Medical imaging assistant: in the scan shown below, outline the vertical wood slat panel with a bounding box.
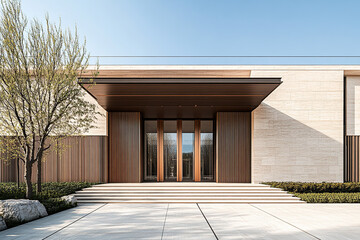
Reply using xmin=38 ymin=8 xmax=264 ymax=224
xmin=0 ymin=136 xmax=108 ymax=183
xmin=108 ymin=112 xmax=141 ymax=183
xmin=0 ymin=138 xmax=18 ymax=182
xmin=345 ymin=135 xmax=360 ymax=182
xmin=177 ymin=120 xmax=182 ymax=182
xmin=216 ymin=112 xmax=251 ymax=183
xmin=194 ymin=120 xmax=201 ymax=182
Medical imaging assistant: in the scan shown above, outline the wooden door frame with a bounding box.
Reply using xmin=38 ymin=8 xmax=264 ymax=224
xmin=194 ymin=120 xmax=201 ymax=181
xmin=177 ymin=120 xmax=182 ymax=181
xmin=153 ymin=119 xmax=210 ymax=182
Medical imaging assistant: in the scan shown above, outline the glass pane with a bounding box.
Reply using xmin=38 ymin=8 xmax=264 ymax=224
xmin=144 ymin=121 xmax=157 ymax=181
xmin=182 ymin=121 xmax=194 ymax=181
xmin=201 ymin=121 xmax=214 ymax=181
xmin=164 ymin=121 xmax=177 ymax=181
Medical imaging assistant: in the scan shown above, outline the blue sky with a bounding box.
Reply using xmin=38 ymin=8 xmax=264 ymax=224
xmin=21 ymin=0 xmax=360 ymax=64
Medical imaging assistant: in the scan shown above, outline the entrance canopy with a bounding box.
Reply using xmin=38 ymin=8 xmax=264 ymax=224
xmin=80 ymin=76 xmax=282 ymax=118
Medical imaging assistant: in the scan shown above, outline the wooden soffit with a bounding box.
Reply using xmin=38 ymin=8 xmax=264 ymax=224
xmin=80 ymin=77 xmax=282 ymax=118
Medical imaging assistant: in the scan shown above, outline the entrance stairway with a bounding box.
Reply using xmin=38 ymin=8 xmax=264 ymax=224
xmin=74 ymin=183 xmax=305 ymax=203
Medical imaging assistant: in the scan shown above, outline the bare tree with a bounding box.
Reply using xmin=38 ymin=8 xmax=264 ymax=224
xmin=0 ymin=0 xmax=99 ymax=198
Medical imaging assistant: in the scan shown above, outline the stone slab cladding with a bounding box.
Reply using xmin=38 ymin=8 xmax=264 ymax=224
xmin=251 ymin=68 xmax=343 ymax=182
xmin=346 ymin=76 xmax=360 ymax=135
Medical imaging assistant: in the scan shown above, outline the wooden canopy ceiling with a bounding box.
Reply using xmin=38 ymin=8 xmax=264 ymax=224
xmin=80 ymin=75 xmax=282 ymax=118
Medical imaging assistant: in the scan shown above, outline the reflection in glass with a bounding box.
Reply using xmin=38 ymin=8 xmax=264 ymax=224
xmin=201 ymin=121 xmax=214 ymax=181
xmin=164 ymin=121 xmax=177 ymax=181
xmin=182 ymin=121 xmax=194 ymax=181
xmin=144 ymin=121 xmax=157 ymax=181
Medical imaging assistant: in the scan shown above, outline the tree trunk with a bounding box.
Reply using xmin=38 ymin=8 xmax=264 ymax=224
xmin=24 ymin=161 xmax=33 ymax=199
xmin=37 ymin=149 xmax=44 ymax=193
xmin=17 ymin=157 xmax=20 ymax=189
xmin=37 ymin=157 xmax=42 ymax=193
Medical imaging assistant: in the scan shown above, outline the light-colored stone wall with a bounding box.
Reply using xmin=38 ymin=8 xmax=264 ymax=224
xmin=346 ymin=76 xmax=360 ymax=135
xmin=82 ymin=92 xmax=107 ymax=136
xmin=251 ymin=70 xmax=344 ymax=183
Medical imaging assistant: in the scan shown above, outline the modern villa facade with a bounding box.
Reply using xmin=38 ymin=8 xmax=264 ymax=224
xmin=1 ymin=65 xmax=360 ymax=184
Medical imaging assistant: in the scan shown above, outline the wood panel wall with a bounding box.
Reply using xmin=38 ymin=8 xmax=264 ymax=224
xmin=346 ymin=135 xmax=360 ymax=182
xmin=216 ymin=112 xmax=251 ymax=183
xmin=0 ymin=136 xmax=108 ymax=183
xmin=109 ymin=112 xmax=141 ymax=182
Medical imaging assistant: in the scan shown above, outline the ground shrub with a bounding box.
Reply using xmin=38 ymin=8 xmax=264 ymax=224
xmin=294 ymin=193 xmax=360 ymax=203
xmin=41 ymin=198 xmax=74 ymax=215
xmin=263 ymin=182 xmax=360 ymax=193
xmin=0 ymin=182 xmax=94 ymax=200
xmin=263 ymin=182 xmax=360 ymax=203
xmin=0 ymin=182 xmax=96 ymax=228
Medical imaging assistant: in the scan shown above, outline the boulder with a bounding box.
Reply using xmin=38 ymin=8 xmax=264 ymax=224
xmin=0 ymin=199 xmax=48 ymax=224
xmin=61 ymin=194 xmax=77 ymax=206
xmin=0 ymin=216 xmax=6 ymax=231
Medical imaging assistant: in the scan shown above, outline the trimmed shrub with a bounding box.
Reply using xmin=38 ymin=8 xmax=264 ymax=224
xmin=295 ymin=193 xmax=360 ymax=203
xmin=0 ymin=182 xmax=96 ymax=226
xmin=41 ymin=198 xmax=74 ymax=215
xmin=263 ymin=182 xmax=360 ymax=193
xmin=0 ymin=182 xmax=94 ymax=200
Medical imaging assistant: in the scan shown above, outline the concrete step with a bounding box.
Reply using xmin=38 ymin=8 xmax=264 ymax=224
xmin=76 ymin=189 xmax=285 ymax=193
xmin=81 ymin=187 xmax=279 ymax=191
xmin=77 ymin=199 xmax=305 ymax=204
xmin=92 ymin=182 xmax=270 ymax=187
xmin=90 ymin=185 xmax=271 ymax=188
xmin=75 ymin=196 xmax=301 ymax=200
xmin=75 ymin=183 xmax=304 ymax=203
xmin=75 ymin=194 xmax=294 ymax=198
xmin=75 ymin=193 xmax=291 ymax=197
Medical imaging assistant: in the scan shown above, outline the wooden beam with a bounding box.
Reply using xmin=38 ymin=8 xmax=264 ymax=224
xmin=345 ymin=70 xmax=360 ymax=76
xmin=80 ymin=69 xmax=251 ymax=78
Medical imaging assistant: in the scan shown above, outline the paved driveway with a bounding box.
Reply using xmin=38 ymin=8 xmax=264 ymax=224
xmin=1 ymin=203 xmax=360 ymax=239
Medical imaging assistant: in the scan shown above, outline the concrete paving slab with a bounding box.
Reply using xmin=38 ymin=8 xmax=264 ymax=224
xmin=253 ymin=204 xmax=360 ymax=240
xmin=47 ymin=204 xmax=168 ymax=240
xmin=162 ymin=204 xmax=216 ymax=240
xmin=2 ymin=203 xmax=360 ymax=239
xmin=0 ymin=204 xmax=104 ymax=240
xmin=198 ymin=204 xmax=315 ymax=240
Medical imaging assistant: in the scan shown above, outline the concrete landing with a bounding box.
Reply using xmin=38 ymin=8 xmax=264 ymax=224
xmin=2 ymin=203 xmax=360 ymax=239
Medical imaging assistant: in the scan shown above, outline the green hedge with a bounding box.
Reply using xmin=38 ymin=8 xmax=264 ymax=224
xmin=0 ymin=182 xmax=94 ymax=200
xmin=263 ymin=182 xmax=360 ymax=193
xmin=0 ymin=182 xmax=96 ymax=228
xmin=295 ymin=193 xmax=360 ymax=203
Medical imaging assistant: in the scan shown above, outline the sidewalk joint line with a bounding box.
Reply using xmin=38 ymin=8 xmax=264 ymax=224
xmin=249 ymin=204 xmax=320 ymax=240
xmin=160 ymin=203 xmax=169 ymax=240
xmin=42 ymin=203 xmax=107 ymax=240
xmin=197 ymin=203 xmax=219 ymax=240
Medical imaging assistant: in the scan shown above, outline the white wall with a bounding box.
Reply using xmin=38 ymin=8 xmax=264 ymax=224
xmin=82 ymin=92 xmax=107 ymax=136
xmin=346 ymin=76 xmax=360 ymax=135
xmin=251 ymin=70 xmax=344 ymax=183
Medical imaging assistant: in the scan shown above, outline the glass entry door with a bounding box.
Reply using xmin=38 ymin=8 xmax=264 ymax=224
xmin=182 ymin=121 xmax=195 ymax=181
xmin=163 ymin=121 xmax=178 ymax=181
xmin=144 ymin=119 xmax=214 ymax=182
